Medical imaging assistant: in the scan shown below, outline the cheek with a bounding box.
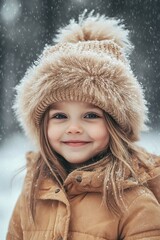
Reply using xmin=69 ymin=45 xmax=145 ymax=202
xmin=97 ymin=130 xmax=109 ymax=144
xmin=47 ymin=123 xmax=60 ymax=142
xmin=90 ymin=123 xmax=109 ymax=140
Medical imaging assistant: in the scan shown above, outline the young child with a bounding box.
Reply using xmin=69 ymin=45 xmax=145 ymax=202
xmin=7 ymin=12 xmax=160 ymax=240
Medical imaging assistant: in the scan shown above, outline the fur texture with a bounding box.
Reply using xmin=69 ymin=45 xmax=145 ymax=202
xmin=14 ymin=11 xmax=148 ymax=145
xmin=54 ymin=10 xmax=133 ymax=54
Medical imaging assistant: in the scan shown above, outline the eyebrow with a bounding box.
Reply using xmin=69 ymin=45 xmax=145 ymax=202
xmin=49 ymin=104 xmax=103 ymax=112
xmin=49 ymin=104 xmax=61 ymax=110
xmin=88 ymin=107 xmax=101 ymax=111
xmin=49 ymin=106 xmax=101 ymax=111
xmin=83 ymin=104 xmax=103 ymax=112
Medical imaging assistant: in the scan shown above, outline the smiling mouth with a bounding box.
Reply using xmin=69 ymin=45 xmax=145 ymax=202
xmin=62 ymin=141 xmax=90 ymax=147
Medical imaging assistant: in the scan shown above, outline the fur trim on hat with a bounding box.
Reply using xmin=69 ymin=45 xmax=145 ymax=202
xmin=14 ymin=11 xmax=148 ymax=145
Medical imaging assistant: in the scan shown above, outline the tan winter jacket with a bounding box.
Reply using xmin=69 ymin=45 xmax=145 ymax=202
xmin=7 ymin=152 xmax=160 ymax=240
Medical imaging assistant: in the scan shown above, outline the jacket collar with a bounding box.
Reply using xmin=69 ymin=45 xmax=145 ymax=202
xmin=35 ymin=165 xmax=141 ymax=200
xmin=35 ymin=167 xmax=105 ymax=200
xmin=26 ymin=151 xmax=160 ymax=201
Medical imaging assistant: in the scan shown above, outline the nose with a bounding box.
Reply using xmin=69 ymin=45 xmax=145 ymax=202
xmin=65 ymin=123 xmax=83 ymax=134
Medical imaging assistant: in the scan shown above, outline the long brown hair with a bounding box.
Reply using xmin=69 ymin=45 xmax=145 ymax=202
xmin=29 ymin=107 xmax=152 ymax=218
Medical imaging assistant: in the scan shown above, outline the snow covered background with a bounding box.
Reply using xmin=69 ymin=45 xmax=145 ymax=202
xmin=0 ymin=0 xmax=160 ymax=239
xmin=1 ymin=131 xmax=160 ymax=239
xmin=0 ymin=133 xmax=33 ymax=239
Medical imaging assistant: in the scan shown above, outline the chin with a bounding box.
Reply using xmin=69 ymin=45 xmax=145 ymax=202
xmin=67 ymin=160 xmax=87 ymax=165
xmin=65 ymin=157 xmax=89 ymax=165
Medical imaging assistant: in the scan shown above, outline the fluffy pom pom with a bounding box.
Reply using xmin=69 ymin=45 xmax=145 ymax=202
xmin=53 ymin=9 xmax=133 ymax=54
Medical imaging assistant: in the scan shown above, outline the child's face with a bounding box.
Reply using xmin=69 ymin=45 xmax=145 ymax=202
xmin=47 ymin=101 xmax=109 ymax=166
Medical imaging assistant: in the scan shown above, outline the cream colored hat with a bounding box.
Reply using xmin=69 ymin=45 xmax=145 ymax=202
xmin=14 ymin=11 xmax=148 ymax=144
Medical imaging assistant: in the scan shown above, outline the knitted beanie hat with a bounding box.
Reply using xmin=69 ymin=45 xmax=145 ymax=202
xmin=14 ymin=11 xmax=148 ymax=145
